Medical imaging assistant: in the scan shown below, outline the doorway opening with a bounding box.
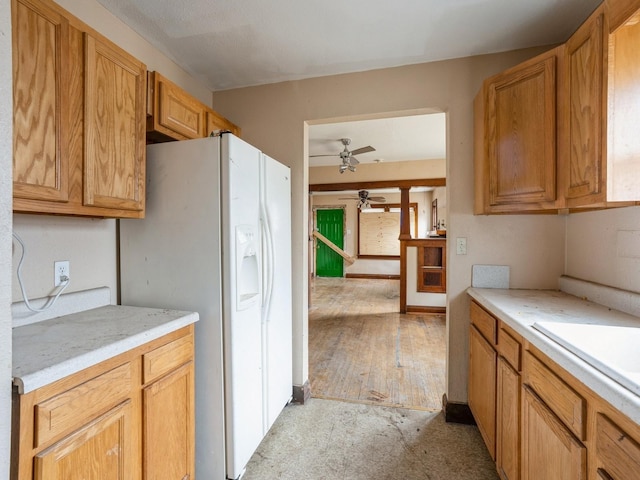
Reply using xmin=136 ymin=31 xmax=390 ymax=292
xmin=307 ymin=112 xmax=447 ymax=410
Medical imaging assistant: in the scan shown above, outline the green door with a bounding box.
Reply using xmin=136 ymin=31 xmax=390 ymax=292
xmin=316 ymin=209 xmax=344 ymax=277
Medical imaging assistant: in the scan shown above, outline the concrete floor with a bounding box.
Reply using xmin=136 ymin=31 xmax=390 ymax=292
xmin=242 ymin=398 xmax=499 ymax=480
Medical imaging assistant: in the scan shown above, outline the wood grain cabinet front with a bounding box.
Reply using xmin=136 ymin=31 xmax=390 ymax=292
xmin=474 ymin=47 xmax=562 ymax=214
xmin=560 ymin=3 xmax=640 ymax=208
xmin=468 ymin=319 xmax=497 ymax=460
xmin=522 ymin=387 xmax=587 ymax=480
xmin=496 ymin=325 xmax=522 ymax=480
xmin=34 ymin=401 xmax=134 ymax=480
xmin=12 ymin=0 xmax=147 ymax=218
xmin=147 ymin=70 xmax=241 ymax=142
xmin=12 ymin=0 xmax=70 ymax=204
xmin=11 ymin=326 xmax=195 ymax=480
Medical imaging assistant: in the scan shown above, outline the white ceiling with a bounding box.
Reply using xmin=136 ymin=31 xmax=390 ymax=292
xmin=96 ymin=0 xmax=600 ymax=92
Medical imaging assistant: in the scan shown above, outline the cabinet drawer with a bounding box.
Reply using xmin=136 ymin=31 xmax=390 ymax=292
xmin=523 ymin=351 xmax=585 ymax=440
xmin=35 ymin=362 xmax=132 ymax=447
xmin=470 ymin=301 xmax=497 ymax=345
xmin=596 ymin=413 xmax=640 ymax=480
xmin=498 ymin=326 xmax=521 ymax=371
xmin=143 ymin=334 xmax=193 ymax=384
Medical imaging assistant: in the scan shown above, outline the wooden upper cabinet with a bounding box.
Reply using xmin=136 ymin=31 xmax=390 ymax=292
xmin=206 ymin=108 xmax=241 ymax=137
xmin=12 ymin=0 xmax=147 ymax=218
xmin=84 ymin=33 xmax=146 ymax=212
xmin=148 ymin=71 xmax=206 ymax=140
xmin=147 ymin=71 xmax=241 ymax=142
xmin=475 ymin=47 xmax=561 ymax=213
xmin=560 ymin=2 xmax=640 ymax=208
xmin=561 ymin=6 xmax=606 ymax=207
xmin=605 ymin=6 xmax=640 ymax=203
xmin=12 ymin=0 xmax=69 ymax=203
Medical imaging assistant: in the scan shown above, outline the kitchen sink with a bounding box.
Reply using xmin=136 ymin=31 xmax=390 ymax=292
xmin=533 ymin=321 xmax=640 ymax=396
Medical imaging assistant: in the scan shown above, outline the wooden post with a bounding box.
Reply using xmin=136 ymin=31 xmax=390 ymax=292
xmin=400 ymin=240 xmax=407 ymax=313
xmin=399 ymin=187 xmax=411 ymax=240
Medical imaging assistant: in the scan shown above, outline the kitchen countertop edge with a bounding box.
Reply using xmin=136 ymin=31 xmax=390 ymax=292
xmin=467 ymin=287 xmax=640 ymax=426
xmin=13 ymin=306 xmax=199 ymax=394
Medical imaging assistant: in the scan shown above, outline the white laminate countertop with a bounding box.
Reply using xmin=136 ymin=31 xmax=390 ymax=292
xmin=467 ymin=287 xmax=640 ymax=426
xmin=13 ymin=305 xmax=199 ymax=394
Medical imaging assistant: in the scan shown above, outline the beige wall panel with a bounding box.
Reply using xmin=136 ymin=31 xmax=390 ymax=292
xmin=566 ymin=206 xmax=640 ymax=292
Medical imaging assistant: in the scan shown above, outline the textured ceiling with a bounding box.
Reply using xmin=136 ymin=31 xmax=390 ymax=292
xmin=96 ymin=0 xmax=601 ymax=91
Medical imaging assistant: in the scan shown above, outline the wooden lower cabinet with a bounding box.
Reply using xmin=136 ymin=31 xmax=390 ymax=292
xmin=468 ymin=297 xmax=640 ymax=480
xmin=497 ymin=357 xmax=520 ymax=480
xmin=522 ymin=387 xmax=587 ymax=480
xmin=143 ymin=362 xmax=194 ymax=480
xmin=468 ymin=325 xmax=497 ymax=460
xmin=34 ymin=401 xmax=133 ymax=480
xmin=12 ymin=326 xmax=194 ymax=480
xmin=595 ymin=413 xmax=640 ymax=480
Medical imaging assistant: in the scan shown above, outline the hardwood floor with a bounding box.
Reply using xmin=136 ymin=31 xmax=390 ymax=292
xmin=309 ymin=277 xmax=446 ymax=411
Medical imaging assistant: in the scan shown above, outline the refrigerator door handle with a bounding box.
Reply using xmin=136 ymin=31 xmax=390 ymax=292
xmin=260 ymin=208 xmax=275 ymax=322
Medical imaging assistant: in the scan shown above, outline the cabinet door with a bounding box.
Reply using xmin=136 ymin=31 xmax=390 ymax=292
xmin=143 ymin=362 xmax=194 ymax=480
xmin=468 ymin=325 xmax=497 ymax=459
xmin=84 ymin=33 xmax=146 ymax=212
xmin=417 ymin=243 xmax=446 ymax=293
xmin=522 ymin=387 xmax=586 ymax=480
xmin=562 ymin=7 xmax=606 ymax=206
xmin=156 ymin=74 xmax=205 ymax=139
xmin=497 ymin=357 xmax=520 ymax=480
xmin=34 ymin=400 xmax=133 ymax=480
xmin=485 ymin=49 xmax=558 ymax=210
xmin=12 ymin=0 xmax=69 ymax=203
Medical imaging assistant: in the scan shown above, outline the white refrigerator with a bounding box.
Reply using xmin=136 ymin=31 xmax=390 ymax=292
xmin=119 ymin=134 xmax=293 ymax=480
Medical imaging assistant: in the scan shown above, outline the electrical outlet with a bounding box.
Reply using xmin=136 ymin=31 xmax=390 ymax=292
xmin=456 ymin=237 xmax=467 ymax=255
xmin=54 ymin=261 xmax=70 ymax=287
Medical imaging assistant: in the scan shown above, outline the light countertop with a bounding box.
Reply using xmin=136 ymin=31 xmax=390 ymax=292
xmin=13 ymin=304 xmax=198 ymax=394
xmin=467 ymin=287 xmax=640 ymax=425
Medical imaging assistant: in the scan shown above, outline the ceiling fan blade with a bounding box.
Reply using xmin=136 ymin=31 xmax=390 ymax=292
xmin=338 ymin=197 xmax=359 ymax=200
xmin=369 ymin=197 xmax=386 ymax=202
xmin=350 ymin=146 xmax=375 ymax=156
xmin=349 ymin=157 xmax=360 ymax=166
xmin=309 ymin=153 xmax=339 ymax=158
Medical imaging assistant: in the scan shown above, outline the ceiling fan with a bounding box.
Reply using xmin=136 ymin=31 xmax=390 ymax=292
xmin=310 ymin=138 xmax=376 ymax=173
xmin=338 ymin=190 xmax=386 ymax=209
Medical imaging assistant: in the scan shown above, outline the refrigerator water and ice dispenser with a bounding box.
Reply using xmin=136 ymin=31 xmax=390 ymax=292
xmin=235 ymin=225 xmax=260 ymax=311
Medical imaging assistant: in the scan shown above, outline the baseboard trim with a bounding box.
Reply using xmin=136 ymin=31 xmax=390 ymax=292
xmin=292 ymin=380 xmax=312 ymax=405
xmin=442 ymin=394 xmax=476 ymax=425
xmin=406 ymin=305 xmax=446 ymax=314
xmin=345 ymin=273 xmax=401 ymax=280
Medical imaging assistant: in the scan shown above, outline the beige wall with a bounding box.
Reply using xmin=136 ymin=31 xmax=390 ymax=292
xmin=566 ymin=206 xmax=640 ymax=292
xmin=212 ymin=46 xmax=567 ymax=402
xmin=1 ymin=0 xmax=12 ymax=471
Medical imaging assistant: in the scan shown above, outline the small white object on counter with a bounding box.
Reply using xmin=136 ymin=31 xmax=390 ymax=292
xmin=471 ymin=265 xmax=510 ymax=289
xmin=13 ymin=304 xmax=198 ymax=394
